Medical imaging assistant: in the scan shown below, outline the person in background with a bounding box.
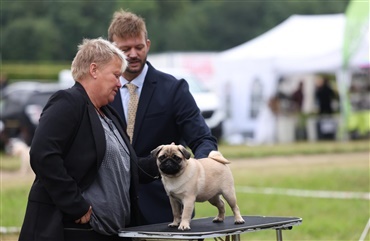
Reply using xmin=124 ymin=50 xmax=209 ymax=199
xmin=18 ymin=38 xmax=159 ymax=241
xmin=291 ymin=80 xmax=306 ymax=140
xmin=108 ymin=9 xmax=218 ymax=225
xmin=315 ymin=77 xmax=336 ymax=114
xmin=291 ymin=81 xmax=304 ymax=113
xmin=315 ymin=76 xmax=338 ymax=140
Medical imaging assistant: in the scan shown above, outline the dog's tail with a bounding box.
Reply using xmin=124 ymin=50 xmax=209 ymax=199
xmin=208 ymin=151 xmax=231 ymax=164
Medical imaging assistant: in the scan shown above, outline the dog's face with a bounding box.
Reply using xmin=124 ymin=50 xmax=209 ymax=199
xmin=151 ymin=144 xmax=191 ymax=176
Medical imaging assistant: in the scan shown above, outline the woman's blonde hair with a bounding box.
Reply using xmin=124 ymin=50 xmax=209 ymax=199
xmin=71 ymin=37 xmax=127 ymax=81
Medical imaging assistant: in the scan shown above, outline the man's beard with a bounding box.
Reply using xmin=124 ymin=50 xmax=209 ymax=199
xmin=126 ymin=57 xmax=146 ymax=74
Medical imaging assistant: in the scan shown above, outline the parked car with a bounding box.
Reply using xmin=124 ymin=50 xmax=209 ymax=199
xmin=0 ymin=81 xmax=62 ymax=148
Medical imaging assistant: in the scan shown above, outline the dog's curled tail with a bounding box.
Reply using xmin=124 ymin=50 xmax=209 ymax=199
xmin=208 ymin=151 xmax=231 ymax=164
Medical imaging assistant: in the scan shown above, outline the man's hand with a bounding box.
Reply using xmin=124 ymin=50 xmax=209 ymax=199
xmin=75 ymin=206 xmax=92 ymax=224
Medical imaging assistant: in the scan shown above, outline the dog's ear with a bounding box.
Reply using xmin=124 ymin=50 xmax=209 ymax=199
xmin=178 ymin=145 xmax=191 ymax=159
xmin=151 ymin=145 xmax=163 ymax=157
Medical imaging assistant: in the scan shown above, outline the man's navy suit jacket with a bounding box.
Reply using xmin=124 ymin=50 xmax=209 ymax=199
xmin=110 ymin=62 xmax=217 ymax=224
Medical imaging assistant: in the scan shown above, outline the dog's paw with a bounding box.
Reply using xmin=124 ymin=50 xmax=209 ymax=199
xmin=178 ymin=222 xmax=191 ymax=230
xmin=234 ymin=217 xmax=245 ymax=224
xmin=212 ymin=217 xmax=224 ymax=223
xmin=168 ymin=222 xmax=179 ymax=228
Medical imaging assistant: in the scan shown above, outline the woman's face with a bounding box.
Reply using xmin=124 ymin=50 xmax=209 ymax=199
xmin=94 ymin=56 xmax=122 ymax=106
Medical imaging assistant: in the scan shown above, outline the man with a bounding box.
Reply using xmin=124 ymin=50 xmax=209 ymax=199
xmin=108 ymin=9 xmax=218 ymax=225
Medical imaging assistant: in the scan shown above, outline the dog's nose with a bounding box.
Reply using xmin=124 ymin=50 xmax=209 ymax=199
xmin=162 ymin=158 xmax=177 ymax=166
xmin=160 ymin=159 xmax=182 ymax=175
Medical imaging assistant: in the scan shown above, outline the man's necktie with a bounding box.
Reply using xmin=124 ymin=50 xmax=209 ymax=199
xmin=125 ymin=83 xmax=138 ymax=143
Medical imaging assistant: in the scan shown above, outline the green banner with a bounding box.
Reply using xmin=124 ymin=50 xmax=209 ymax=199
xmin=342 ymin=0 xmax=369 ymax=68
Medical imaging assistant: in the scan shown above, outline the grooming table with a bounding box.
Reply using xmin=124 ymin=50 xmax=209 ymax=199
xmin=119 ymin=215 xmax=302 ymax=241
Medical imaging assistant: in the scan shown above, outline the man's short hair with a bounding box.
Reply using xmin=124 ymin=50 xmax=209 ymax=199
xmin=108 ymin=9 xmax=148 ymax=42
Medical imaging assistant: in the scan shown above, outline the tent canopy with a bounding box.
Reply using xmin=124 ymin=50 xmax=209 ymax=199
xmin=220 ymin=13 xmax=369 ymax=74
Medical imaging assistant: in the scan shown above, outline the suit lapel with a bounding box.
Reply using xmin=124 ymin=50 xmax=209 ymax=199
xmin=87 ymin=102 xmax=106 ymax=168
xmin=132 ymin=64 xmax=157 ymax=147
xmin=73 ymin=83 xmax=106 ymax=168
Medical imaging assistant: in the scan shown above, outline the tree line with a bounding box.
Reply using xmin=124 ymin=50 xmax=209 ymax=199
xmin=1 ymin=0 xmax=349 ymax=62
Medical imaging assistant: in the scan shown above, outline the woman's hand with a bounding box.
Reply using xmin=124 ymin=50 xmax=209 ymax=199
xmin=75 ymin=206 xmax=92 ymax=224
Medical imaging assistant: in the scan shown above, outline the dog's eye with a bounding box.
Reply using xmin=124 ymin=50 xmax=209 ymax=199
xmin=158 ymin=155 xmax=166 ymax=161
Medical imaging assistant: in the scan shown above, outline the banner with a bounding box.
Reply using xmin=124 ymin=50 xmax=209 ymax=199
xmin=339 ymin=0 xmax=369 ymax=139
xmin=342 ymin=0 xmax=369 ymax=68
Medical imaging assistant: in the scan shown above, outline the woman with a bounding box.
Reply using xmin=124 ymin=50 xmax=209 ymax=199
xmin=18 ymin=38 xmax=159 ymax=241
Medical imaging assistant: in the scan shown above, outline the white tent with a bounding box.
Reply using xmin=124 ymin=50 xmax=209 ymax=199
xmin=216 ymin=13 xmax=369 ymax=144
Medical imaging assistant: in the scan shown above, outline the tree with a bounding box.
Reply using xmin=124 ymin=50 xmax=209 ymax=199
xmin=0 ymin=0 xmax=350 ymax=61
xmin=2 ymin=18 xmax=61 ymax=61
xmin=48 ymin=1 xmax=117 ymax=60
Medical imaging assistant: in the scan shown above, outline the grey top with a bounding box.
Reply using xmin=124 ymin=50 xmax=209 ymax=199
xmin=82 ymin=113 xmax=131 ymax=235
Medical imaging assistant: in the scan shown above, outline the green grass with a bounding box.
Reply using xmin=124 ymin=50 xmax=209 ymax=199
xmin=0 ymin=187 xmax=29 ymax=227
xmin=2 ymin=62 xmax=70 ymax=81
xmin=0 ymin=155 xmax=21 ymax=172
xmin=231 ymin=157 xmax=369 ymax=192
xmin=193 ymin=151 xmax=370 ymax=240
xmin=218 ymin=139 xmax=369 ymax=158
xmin=195 ymin=195 xmax=369 ymax=240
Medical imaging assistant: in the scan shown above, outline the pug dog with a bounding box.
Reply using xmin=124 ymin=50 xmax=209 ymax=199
xmin=151 ymin=143 xmax=245 ymax=230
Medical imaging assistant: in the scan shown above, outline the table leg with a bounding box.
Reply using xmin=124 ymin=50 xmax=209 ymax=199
xmin=232 ymin=234 xmax=241 ymax=241
xmin=276 ymin=229 xmax=283 ymax=241
xmin=212 ymin=234 xmax=240 ymax=241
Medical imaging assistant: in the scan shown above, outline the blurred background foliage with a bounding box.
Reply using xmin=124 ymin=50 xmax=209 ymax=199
xmin=1 ymin=0 xmax=349 ymax=63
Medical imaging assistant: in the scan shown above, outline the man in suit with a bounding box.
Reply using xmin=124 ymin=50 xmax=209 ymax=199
xmin=108 ymin=9 xmax=218 ymax=225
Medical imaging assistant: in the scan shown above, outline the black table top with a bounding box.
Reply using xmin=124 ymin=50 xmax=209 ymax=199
xmin=118 ymin=215 xmax=302 ymax=239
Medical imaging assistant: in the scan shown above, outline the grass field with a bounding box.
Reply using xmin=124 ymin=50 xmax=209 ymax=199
xmin=195 ymin=152 xmax=369 ymax=240
xmin=0 ymin=140 xmax=369 ymax=240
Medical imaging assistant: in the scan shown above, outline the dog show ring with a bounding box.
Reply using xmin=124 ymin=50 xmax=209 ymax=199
xmin=119 ymin=215 xmax=302 ymax=241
